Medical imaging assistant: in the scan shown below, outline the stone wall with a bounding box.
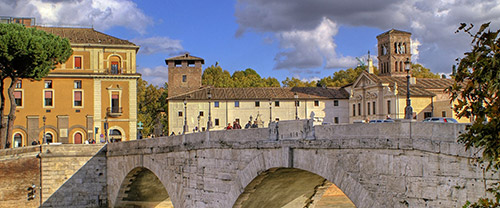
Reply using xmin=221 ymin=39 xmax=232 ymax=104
xmin=107 ymin=120 xmax=498 ymax=208
xmin=42 ymin=144 xmax=107 ymax=207
xmin=0 ymin=146 xmax=40 ymax=208
xmin=0 ymin=144 xmax=107 ymax=208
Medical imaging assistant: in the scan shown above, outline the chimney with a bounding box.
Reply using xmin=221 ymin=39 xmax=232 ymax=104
xmin=410 ymin=77 xmax=416 ymax=85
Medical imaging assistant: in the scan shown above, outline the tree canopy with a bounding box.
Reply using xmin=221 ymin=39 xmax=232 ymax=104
xmin=411 ymin=63 xmax=441 ymax=78
xmin=0 ymin=23 xmax=72 ymax=148
xmin=137 ymin=78 xmax=168 ymax=137
xmin=448 ymin=22 xmax=500 ymax=207
xmin=202 ymin=65 xmax=280 ymax=88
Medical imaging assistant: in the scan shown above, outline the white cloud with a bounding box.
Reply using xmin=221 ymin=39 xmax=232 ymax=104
xmin=0 ymin=0 xmax=152 ymax=34
xmin=274 ymin=17 xmax=357 ymax=70
xmin=132 ymin=37 xmax=185 ymax=55
xmin=411 ymin=38 xmax=421 ymax=62
xmin=138 ymin=65 xmax=168 ymax=86
xmin=235 ymin=0 xmax=500 ymax=74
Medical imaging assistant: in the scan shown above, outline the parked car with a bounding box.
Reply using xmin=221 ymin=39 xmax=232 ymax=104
xmin=369 ymin=119 xmax=394 ymax=123
xmin=422 ymin=117 xmax=458 ymax=123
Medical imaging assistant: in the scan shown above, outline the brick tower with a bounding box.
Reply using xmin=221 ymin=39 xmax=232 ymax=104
xmin=376 ymin=29 xmax=411 ymax=77
xmin=165 ymin=53 xmax=204 ymax=98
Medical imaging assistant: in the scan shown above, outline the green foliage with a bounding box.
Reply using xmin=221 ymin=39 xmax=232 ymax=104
xmin=0 ymin=23 xmax=72 ymax=79
xmin=448 ymin=22 xmax=500 ymax=170
xmin=317 ymin=66 xmax=366 ymax=87
xmin=202 ymin=65 xmax=281 ymax=88
xmin=202 ymin=65 xmax=234 ymax=87
xmin=449 ymin=22 xmax=500 ymax=208
xmin=463 ymin=183 xmax=500 ymax=208
xmin=411 ymin=63 xmax=441 ymax=78
xmin=137 ymin=78 xmax=168 ymax=136
xmin=0 ymin=23 xmax=72 ymax=148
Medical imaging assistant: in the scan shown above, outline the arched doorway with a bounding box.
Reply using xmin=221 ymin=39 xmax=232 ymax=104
xmin=74 ymin=132 xmax=83 ymax=144
xmin=13 ymin=133 xmax=22 ymax=148
xmin=115 ymin=168 xmax=172 ymax=208
xmin=45 ymin=132 xmax=54 ymax=143
xmin=233 ymin=168 xmax=355 ymax=208
xmin=109 ymin=129 xmax=122 ymax=142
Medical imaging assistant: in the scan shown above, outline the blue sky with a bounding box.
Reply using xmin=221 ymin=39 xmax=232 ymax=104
xmin=3 ymin=0 xmax=500 ymax=86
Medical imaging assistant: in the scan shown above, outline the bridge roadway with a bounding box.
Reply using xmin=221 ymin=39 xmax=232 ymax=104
xmin=106 ymin=120 xmax=498 ymax=208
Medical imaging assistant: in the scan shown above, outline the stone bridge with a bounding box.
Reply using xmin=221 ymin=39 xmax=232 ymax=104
xmin=0 ymin=120 xmax=497 ymax=208
xmin=106 ymin=120 xmax=497 ymax=208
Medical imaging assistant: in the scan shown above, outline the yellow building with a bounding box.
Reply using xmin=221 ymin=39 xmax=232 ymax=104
xmin=166 ymin=54 xmax=350 ymax=135
xmin=347 ymin=29 xmax=468 ymax=123
xmin=2 ymin=24 xmax=140 ymax=147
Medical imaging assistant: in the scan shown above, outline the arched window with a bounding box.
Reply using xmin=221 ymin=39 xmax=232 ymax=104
xmin=109 ymin=129 xmax=122 ymax=142
xmin=13 ymin=133 xmax=22 ymax=147
xmin=45 ymin=133 xmax=53 ymax=143
xmin=74 ymin=132 xmax=83 ymax=144
xmin=109 ymin=56 xmax=121 ymax=74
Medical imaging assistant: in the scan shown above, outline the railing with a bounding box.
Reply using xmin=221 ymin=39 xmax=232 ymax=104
xmin=107 ymin=107 xmax=123 ymax=117
xmin=106 ymin=68 xmax=123 ymax=75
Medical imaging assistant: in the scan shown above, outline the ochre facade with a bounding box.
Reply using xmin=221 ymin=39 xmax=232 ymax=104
xmin=2 ymin=26 xmax=140 ymax=147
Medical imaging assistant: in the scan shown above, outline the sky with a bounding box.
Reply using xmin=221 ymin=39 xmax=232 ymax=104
xmin=2 ymin=0 xmax=500 ymax=86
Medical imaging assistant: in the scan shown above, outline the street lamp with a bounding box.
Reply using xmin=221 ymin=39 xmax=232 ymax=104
xmin=197 ymin=115 xmax=201 ymax=132
xmin=207 ymin=89 xmax=212 ymax=131
xmin=42 ymin=116 xmax=46 ymax=144
xmin=269 ymin=99 xmax=272 ymax=125
xmin=183 ymin=98 xmax=188 ymax=134
xmin=404 ymin=58 xmax=413 ymax=119
xmin=294 ymin=92 xmax=298 ymax=120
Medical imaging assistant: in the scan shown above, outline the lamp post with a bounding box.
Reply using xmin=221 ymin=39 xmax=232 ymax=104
xmin=294 ymin=92 xmax=298 ymax=120
xmin=207 ymin=89 xmax=212 ymax=131
xmin=197 ymin=115 xmax=201 ymax=132
xmin=269 ymin=99 xmax=272 ymax=125
xmin=404 ymin=58 xmax=413 ymax=119
xmin=42 ymin=116 xmax=46 ymax=144
xmin=183 ymin=98 xmax=188 ymax=134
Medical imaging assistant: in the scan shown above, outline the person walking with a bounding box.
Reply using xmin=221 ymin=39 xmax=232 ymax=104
xmin=226 ymin=123 xmax=233 ymax=130
xmin=233 ymin=121 xmax=241 ymax=129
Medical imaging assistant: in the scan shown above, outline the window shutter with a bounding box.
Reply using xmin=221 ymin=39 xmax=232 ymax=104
xmin=45 ymin=91 xmax=52 ymax=98
xmin=74 ymin=57 xmax=81 ymax=68
xmin=74 ymin=91 xmax=82 ymax=101
xmin=14 ymin=91 xmax=22 ymax=99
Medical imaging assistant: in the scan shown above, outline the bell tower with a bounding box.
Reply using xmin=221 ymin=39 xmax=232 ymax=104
xmin=165 ymin=53 xmax=204 ymax=98
xmin=377 ymin=29 xmax=411 ymax=77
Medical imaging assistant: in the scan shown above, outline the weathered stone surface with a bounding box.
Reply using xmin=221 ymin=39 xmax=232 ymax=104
xmin=1 ymin=121 xmax=498 ymax=208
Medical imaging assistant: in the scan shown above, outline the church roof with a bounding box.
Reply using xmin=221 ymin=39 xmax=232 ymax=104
xmin=356 ymin=71 xmax=453 ymax=97
xmin=35 ymin=26 xmax=137 ymax=46
xmin=168 ymin=87 xmax=349 ymax=101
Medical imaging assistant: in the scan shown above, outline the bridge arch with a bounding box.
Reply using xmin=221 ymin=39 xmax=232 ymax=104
xmin=229 ymin=148 xmax=381 ymax=208
xmin=114 ymin=167 xmax=173 ymax=208
xmin=233 ymin=167 xmax=355 ymax=208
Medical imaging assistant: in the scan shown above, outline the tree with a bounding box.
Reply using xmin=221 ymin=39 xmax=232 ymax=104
xmin=317 ymin=66 xmax=367 ymax=87
xmin=448 ymin=22 xmax=500 ymax=207
xmin=281 ymin=77 xmax=316 ymax=87
xmin=202 ymin=64 xmax=234 ymax=87
xmin=0 ymin=23 xmax=72 ymax=148
xmin=137 ymin=78 xmax=167 ymax=137
xmin=411 ymin=63 xmax=440 ymax=78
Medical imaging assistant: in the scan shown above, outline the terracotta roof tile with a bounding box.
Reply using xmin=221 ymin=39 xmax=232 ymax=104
xmin=168 ymin=87 xmax=349 ymax=101
xmin=35 ymin=26 xmax=136 ymax=46
xmin=374 ymin=75 xmax=453 ymax=97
